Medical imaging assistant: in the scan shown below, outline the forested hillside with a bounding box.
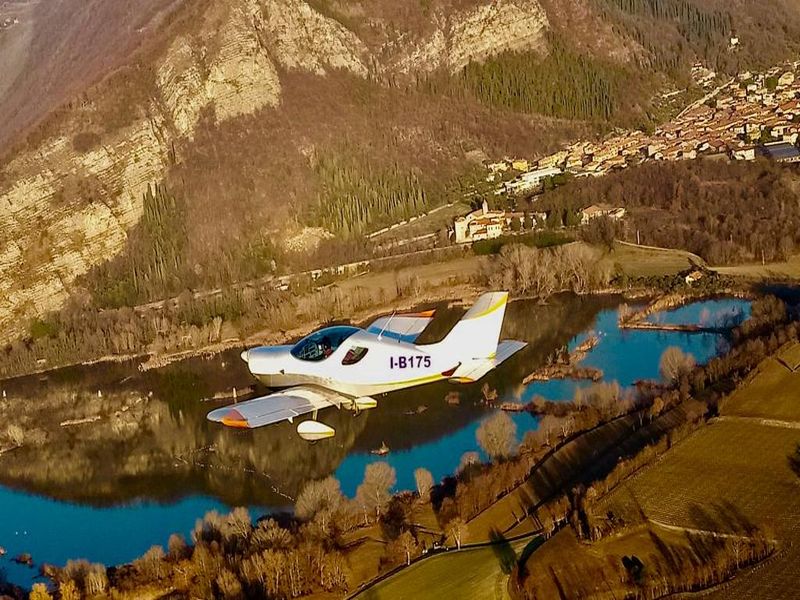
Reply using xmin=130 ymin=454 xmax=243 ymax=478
xmin=425 ymin=41 xmax=644 ymax=126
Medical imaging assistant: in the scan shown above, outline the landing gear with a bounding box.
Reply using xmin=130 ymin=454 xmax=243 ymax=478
xmin=296 ymin=420 xmax=336 ymax=441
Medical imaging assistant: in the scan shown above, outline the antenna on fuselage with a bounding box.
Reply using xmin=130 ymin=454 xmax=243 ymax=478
xmin=377 ymin=311 xmax=396 ymax=341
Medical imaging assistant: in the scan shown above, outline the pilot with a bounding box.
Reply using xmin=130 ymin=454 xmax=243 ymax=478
xmin=320 ymin=336 xmax=333 ymax=357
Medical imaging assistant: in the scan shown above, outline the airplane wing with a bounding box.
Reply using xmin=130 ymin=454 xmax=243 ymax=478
xmin=449 ymin=339 xmax=527 ymax=383
xmin=207 ymin=386 xmax=348 ymax=429
xmin=366 ymin=309 xmax=435 ymax=343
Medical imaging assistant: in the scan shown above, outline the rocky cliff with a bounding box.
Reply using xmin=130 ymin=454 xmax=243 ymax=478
xmin=385 ymin=0 xmax=549 ymax=75
xmin=0 ymin=0 xmax=555 ymax=343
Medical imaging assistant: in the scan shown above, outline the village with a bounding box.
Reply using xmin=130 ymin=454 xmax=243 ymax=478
xmin=450 ymin=60 xmax=800 ymax=245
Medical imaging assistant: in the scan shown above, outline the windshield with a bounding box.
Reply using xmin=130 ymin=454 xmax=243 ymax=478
xmin=290 ymin=326 xmax=360 ymax=361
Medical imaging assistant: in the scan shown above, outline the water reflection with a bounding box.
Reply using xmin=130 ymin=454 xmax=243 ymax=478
xmin=0 ymin=295 xmax=750 ymax=587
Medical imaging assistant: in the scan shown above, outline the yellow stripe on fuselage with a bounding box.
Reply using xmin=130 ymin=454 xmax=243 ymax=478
xmin=385 ymin=372 xmax=447 ymax=387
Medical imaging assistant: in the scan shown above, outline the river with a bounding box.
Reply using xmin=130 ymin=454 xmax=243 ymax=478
xmin=0 ymin=295 xmax=750 ymax=588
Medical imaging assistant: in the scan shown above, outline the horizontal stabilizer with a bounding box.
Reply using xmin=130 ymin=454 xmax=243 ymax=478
xmin=449 ymin=339 xmax=527 ymax=383
xmin=367 ymin=310 xmax=435 ymax=343
xmin=207 ymin=386 xmax=347 ymax=429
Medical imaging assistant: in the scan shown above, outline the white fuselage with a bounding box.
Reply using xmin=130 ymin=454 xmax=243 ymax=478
xmin=245 ymin=330 xmax=458 ymax=397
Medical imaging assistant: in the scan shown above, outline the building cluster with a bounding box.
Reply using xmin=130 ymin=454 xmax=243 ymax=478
xmin=453 ymin=61 xmax=800 ymax=245
xmin=494 ymin=61 xmax=800 ymax=189
xmin=451 ymin=200 xmax=623 ymax=244
xmin=453 ymin=201 xmax=513 ymax=244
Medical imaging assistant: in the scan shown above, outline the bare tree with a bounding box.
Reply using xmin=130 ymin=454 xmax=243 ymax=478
xmin=29 ymin=584 xmax=53 ymax=600
xmin=224 ymin=507 xmax=252 ymax=540
xmin=134 ymin=545 xmax=165 ymax=580
xmin=414 ymin=468 xmax=434 ymax=502
xmin=168 ymin=533 xmax=189 ymax=560
xmin=458 ymin=451 xmax=480 ymax=474
xmin=659 ymin=346 xmax=696 ymax=383
xmin=295 ymin=476 xmax=344 ymax=533
xmin=58 ymin=581 xmax=80 ymax=600
xmin=398 ymin=531 xmax=418 ymax=565
xmin=538 ymin=414 xmax=563 ymax=446
xmin=355 ymin=462 xmax=396 ymax=520
xmin=216 ymin=568 xmax=243 ymax=600
xmin=84 ymin=564 xmax=108 ymax=596
xmin=476 ymin=412 xmax=517 ymax=461
xmin=446 ymin=517 xmax=468 ymax=549
xmin=649 ymin=397 xmax=665 ymax=421
xmin=576 ymin=381 xmax=622 ymax=419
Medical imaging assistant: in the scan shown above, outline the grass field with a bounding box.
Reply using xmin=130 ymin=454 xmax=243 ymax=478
xmin=370 ymin=202 xmax=471 ymax=243
xmin=604 ymin=241 xmax=705 ymax=277
xmin=713 ymin=254 xmax=800 ymax=280
xmin=355 ymin=537 xmax=535 ymax=600
xmin=777 ymin=342 xmax=800 ymax=371
xmin=464 ymin=487 xmax=540 ymax=544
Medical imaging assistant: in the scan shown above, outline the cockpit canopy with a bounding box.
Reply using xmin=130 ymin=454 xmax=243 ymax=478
xmin=290 ymin=326 xmax=360 ymax=361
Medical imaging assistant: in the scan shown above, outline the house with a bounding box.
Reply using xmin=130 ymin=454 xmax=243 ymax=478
xmin=538 ymin=151 xmax=568 ymax=169
xmin=503 ymin=167 xmax=562 ymax=195
xmin=511 ymin=158 xmax=529 ymax=171
xmin=685 ymin=270 xmax=705 ymax=285
xmin=453 ymin=200 xmax=506 ymax=244
xmin=732 ymin=145 xmax=756 ymax=160
xmin=580 ymin=204 xmax=626 ymax=225
xmin=778 ymin=72 xmax=796 ymax=88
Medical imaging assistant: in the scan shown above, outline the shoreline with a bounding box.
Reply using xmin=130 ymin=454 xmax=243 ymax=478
xmin=1 ymin=284 xmax=754 ymax=383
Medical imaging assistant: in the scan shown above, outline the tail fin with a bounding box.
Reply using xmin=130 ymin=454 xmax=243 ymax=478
xmin=431 ymin=292 xmax=508 ymax=360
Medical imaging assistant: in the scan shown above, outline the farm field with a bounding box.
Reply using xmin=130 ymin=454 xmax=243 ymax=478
xmin=721 ymin=348 xmax=800 ymax=422
xmin=598 ymin=350 xmax=800 ymax=599
xmin=602 ymin=419 xmax=800 ymax=533
xmin=605 ymin=241 xmax=704 ymax=277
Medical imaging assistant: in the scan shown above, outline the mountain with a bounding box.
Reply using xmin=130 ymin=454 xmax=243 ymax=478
xmin=0 ymin=0 xmax=799 ymax=344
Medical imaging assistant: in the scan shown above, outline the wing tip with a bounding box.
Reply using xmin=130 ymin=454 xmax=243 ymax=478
xmin=208 ymin=407 xmax=251 ymax=429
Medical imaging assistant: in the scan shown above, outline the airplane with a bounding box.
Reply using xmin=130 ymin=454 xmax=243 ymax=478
xmin=207 ymin=291 xmax=526 ymax=441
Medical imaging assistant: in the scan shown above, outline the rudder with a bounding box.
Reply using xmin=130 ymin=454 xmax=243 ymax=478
xmin=431 ymin=291 xmax=508 ymax=360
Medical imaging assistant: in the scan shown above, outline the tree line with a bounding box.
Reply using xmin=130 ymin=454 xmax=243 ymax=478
xmin=311 ymin=153 xmax=441 ymax=237
xmin=483 ymin=243 xmax=614 ymax=298
xmin=86 ymin=183 xmax=190 ymax=307
xmin=541 ymin=159 xmax=800 ymax=265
